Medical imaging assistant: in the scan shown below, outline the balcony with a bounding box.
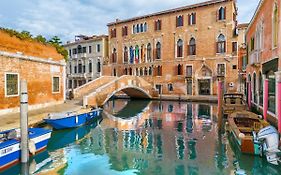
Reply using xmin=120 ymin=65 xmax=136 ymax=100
xmin=250 ymin=50 xmax=261 ymax=66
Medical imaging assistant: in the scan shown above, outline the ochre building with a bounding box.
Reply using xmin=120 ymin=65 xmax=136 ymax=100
xmin=103 ymin=0 xmax=239 ymax=96
xmin=0 ymin=30 xmax=66 ymax=116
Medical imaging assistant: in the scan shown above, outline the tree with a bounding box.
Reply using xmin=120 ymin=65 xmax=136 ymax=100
xmin=19 ymin=31 xmax=32 ymax=40
xmin=49 ymin=36 xmax=62 ymax=45
xmin=34 ymin=35 xmax=47 ymax=43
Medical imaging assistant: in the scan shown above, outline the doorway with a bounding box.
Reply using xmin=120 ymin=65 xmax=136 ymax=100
xmin=198 ymin=79 xmax=210 ymax=95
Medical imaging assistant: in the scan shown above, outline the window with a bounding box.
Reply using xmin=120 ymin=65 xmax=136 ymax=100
xmin=137 ymin=24 xmax=140 ymax=33
xmin=188 ymin=13 xmax=196 ymax=25
xmin=186 ymin=66 xmax=192 ymax=77
xmin=77 ymin=45 xmax=82 ymax=54
xmin=242 ymin=56 xmax=247 ymax=71
xmin=177 ymin=64 xmax=183 ymax=75
xmin=232 ymin=42 xmax=237 ymax=54
xmin=83 ymin=65 xmax=85 ymax=73
xmin=157 ymin=65 xmax=162 ymax=76
xmin=218 ymin=7 xmax=226 ymax=20
xmin=133 ymin=25 xmax=136 ymax=34
xmin=188 ymin=38 xmax=196 ymax=55
xmin=124 ymin=46 xmax=128 ymax=63
xmin=232 ymin=65 xmax=237 ymax=69
xmin=149 ymin=67 xmax=152 ymax=75
xmin=112 ymin=48 xmax=117 ymax=63
xmin=74 ymin=66 xmax=77 ymax=73
xmin=176 ymin=15 xmax=184 ymax=27
xmin=129 ymin=46 xmax=134 ymax=64
xmin=89 ymin=60 xmax=92 ymax=73
xmin=273 ymin=3 xmax=278 ymax=48
xmin=155 ymin=20 xmax=162 ymax=31
xmin=73 ymin=48 xmax=77 ymax=55
xmin=168 ymin=84 xmax=173 ymax=91
xmin=69 ymin=64 xmax=72 ymax=74
xmin=78 ymin=60 xmax=82 ymax=73
xmin=140 ymin=24 xmax=144 ymax=32
xmin=122 ymin=26 xmax=128 ymax=36
xmin=177 ymin=39 xmax=183 ymax=57
xmin=97 ymin=44 xmax=101 ymax=52
xmin=156 ymin=42 xmax=161 ymax=60
xmin=217 ymin=63 xmax=225 ymax=76
xmin=147 ymin=43 xmax=152 ymax=62
xmin=250 ymin=37 xmax=255 ymax=51
xmin=89 ymin=46 xmax=92 ymax=53
xmin=97 ymin=60 xmax=101 ymax=73
xmin=69 ymin=49 xmax=72 ymax=57
xmin=5 ymin=73 xmax=19 ymax=96
xmin=111 ymin=28 xmax=117 ymax=38
xmin=144 ymin=23 xmax=147 ymax=32
xmin=217 ymin=34 xmax=226 ymax=53
xmin=82 ymin=47 xmax=86 ymax=53
xmin=259 ymin=72 xmax=263 ymax=106
xmin=168 ymin=104 xmax=173 ymax=112
xmin=52 ymin=77 xmax=60 ymax=93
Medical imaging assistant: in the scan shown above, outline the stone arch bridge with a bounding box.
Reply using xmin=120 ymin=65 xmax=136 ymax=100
xmin=72 ymin=75 xmax=158 ymax=107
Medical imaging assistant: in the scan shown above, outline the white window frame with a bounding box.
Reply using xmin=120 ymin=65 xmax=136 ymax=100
xmin=185 ymin=64 xmax=193 ymax=77
xmin=96 ymin=44 xmax=101 ymax=53
xmin=4 ymin=72 xmax=20 ymax=97
xmin=52 ymin=76 xmax=60 ymax=94
xmin=216 ymin=62 xmax=227 ymax=76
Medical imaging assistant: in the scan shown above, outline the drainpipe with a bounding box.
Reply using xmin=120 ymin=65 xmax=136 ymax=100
xmin=263 ymin=79 xmax=268 ymax=121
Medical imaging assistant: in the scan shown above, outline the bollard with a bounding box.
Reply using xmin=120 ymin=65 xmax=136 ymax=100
xmin=263 ymin=79 xmax=268 ymax=121
xmin=20 ymin=80 xmax=29 ymax=163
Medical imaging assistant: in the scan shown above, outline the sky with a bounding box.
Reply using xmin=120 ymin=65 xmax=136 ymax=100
xmin=0 ymin=0 xmax=259 ymax=43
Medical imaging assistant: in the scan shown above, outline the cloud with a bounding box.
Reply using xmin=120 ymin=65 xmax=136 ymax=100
xmin=0 ymin=0 xmax=259 ymax=42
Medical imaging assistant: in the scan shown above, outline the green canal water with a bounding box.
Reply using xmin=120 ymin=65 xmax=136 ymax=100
xmin=1 ymin=99 xmax=281 ymax=175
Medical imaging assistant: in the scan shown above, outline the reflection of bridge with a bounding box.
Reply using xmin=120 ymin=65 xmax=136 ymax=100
xmin=73 ymin=75 xmax=158 ymax=107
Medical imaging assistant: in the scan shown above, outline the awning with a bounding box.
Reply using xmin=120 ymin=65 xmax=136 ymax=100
xmin=262 ymin=58 xmax=278 ymax=74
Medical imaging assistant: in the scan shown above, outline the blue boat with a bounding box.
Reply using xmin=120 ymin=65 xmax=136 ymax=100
xmin=44 ymin=108 xmax=102 ymax=130
xmin=0 ymin=128 xmax=52 ymax=171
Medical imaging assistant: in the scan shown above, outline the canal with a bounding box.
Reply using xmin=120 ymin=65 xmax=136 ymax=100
xmin=1 ymin=99 xmax=281 ymax=175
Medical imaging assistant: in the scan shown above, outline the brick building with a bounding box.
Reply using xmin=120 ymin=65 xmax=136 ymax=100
xmin=245 ymin=0 xmax=281 ymax=130
xmin=64 ymin=35 xmax=108 ymax=89
xmin=0 ymin=30 xmax=66 ymax=116
xmin=103 ymin=0 xmax=239 ymax=96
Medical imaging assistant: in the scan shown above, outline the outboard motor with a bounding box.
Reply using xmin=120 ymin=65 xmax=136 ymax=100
xmin=257 ymin=126 xmax=280 ymax=165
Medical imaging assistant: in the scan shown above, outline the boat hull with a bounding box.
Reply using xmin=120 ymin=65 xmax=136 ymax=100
xmin=0 ymin=128 xmax=52 ymax=171
xmin=44 ymin=109 xmax=101 ymax=130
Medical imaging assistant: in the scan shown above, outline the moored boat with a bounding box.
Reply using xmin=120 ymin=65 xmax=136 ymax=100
xmin=44 ymin=108 xmax=102 ymax=130
xmin=0 ymin=128 xmax=52 ymax=171
xmin=223 ymin=93 xmax=247 ymax=118
xmin=227 ymin=110 xmax=269 ymax=155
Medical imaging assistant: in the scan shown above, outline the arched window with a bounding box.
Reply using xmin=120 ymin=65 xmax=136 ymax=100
xmin=144 ymin=22 xmax=147 ymax=32
xmin=124 ymin=46 xmax=128 ymax=63
xmin=177 ymin=39 xmax=183 ymax=57
xmin=113 ymin=68 xmax=116 ymax=76
xmin=267 ymin=70 xmax=276 ymax=113
xmin=259 ymin=72 xmax=263 ymax=106
xmin=135 ymin=45 xmax=139 ymax=63
xmin=177 ymin=64 xmax=183 ymax=75
xmin=176 ymin=15 xmax=184 ymax=27
xmin=273 ymin=3 xmax=278 ymax=47
xmin=124 ymin=68 xmax=128 ymax=75
xmin=157 ymin=65 xmax=162 ymax=76
xmin=147 ymin=43 xmax=152 ymax=62
xmin=133 ymin=25 xmax=136 ymax=34
xmin=156 ymin=42 xmax=161 ymax=60
xmin=253 ymin=73 xmax=257 ymax=103
xmin=129 ymin=46 xmax=134 ymax=64
xmin=149 ymin=67 xmax=152 ymax=75
xmin=129 ymin=67 xmax=132 ymax=75
xmin=112 ymin=48 xmax=117 ymax=63
xmin=217 ymin=34 xmax=226 ymax=53
xmin=189 ymin=38 xmax=196 ymax=55
xmin=140 ymin=23 xmax=143 ymax=32
xmin=89 ymin=60 xmax=92 ymax=73
xmin=140 ymin=68 xmax=143 ymax=76
xmin=97 ymin=60 xmax=101 ymax=73
xmin=218 ymin=7 xmax=226 ymax=20
xmin=137 ymin=24 xmax=140 ymax=33
xmin=136 ymin=68 xmax=139 ymax=76
xmin=77 ymin=45 xmax=82 ymax=53
xmin=144 ymin=67 xmax=148 ymax=76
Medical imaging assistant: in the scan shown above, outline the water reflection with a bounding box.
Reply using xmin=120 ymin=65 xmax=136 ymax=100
xmin=4 ymin=99 xmax=281 ymax=175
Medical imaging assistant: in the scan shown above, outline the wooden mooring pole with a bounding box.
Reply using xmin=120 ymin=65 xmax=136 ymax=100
xmin=217 ymin=81 xmax=223 ymax=131
xmin=20 ymin=80 xmax=29 ymax=175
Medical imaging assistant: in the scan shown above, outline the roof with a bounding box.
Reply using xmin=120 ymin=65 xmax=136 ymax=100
xmin=0 ymin=30 xmax=63 ymax=61
xmin=64 ymin=35 xmax=108 ymax=47
xmin=107 ymin=0 xmax=232 ymax=26
xmin=237 ymin=23 xmax=249 ymax=29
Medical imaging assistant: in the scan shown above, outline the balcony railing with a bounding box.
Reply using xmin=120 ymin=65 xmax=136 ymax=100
xmin=250 ymin=50 xmax=261 ymax=66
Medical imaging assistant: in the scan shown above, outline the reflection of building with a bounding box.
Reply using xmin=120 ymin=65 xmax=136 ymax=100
xmin=64 ymin=35 xmax=108 ymax=89
xmin=103 ymin=0 xmax=239 ymax=96
xmin=245 ymin=0 xmax=281 ymax=129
